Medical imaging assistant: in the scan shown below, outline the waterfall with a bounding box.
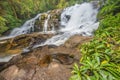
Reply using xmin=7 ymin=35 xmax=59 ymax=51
xmin=9 ymin=2 xmax=99 ymax=47
xmin=9 ymin=2 xmax=99 ymax=36
xmin=9 ymin=14 xmax=41 ymax=36
xmin=33 ymin=2 xmax=99 ymax=48
xmin=8 ymin=2 xmax=99 ymax=48
xmin=43 ymin=14 xmax=51 ymax=33
xmin=0 ymin=2 xmax=100 ymax=62
xmin=2 ymin=2 xmax=99 ymax=48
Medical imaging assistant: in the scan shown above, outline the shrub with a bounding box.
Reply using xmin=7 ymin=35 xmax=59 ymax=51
xmin=70 ymin=0 xmax=120 ymax=80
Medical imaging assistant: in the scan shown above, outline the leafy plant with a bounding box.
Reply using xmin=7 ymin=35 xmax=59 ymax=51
xmin=70 ymin=0 xmax=120 ymax=80
xmin=70 ymin=56 xmax=120 ymax=80
xmin=0 ymin=16 xmax=8 ymax=35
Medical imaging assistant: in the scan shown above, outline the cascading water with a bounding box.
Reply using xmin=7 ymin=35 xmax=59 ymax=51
xmin=9 ymin=12 xmax=55 ymax=36
xmin=10 ymin=14 xmax=41 ymax=36
xmin=0 ymin=54 xmax=17 ymax=62
xmin=0 ymin=2 xmax=100 ymax=62
xmin=33 ymin=2 xmax=100 ymax=48
xmin=9 ymin=2 xmax=99 ymax=39
xmin=43 ymin=14 xmax=51 ymax=33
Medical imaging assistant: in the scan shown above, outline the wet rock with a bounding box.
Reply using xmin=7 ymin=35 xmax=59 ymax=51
xmin=64 ymin=35 xmax=92 ymax=48
xmin=0 ymin=33 xmax=53 ymax=59
xmin=0 ymin=62 xmax=7 ymax=67
xmin=0 ymin=62 xmax=6 ymax=70
xmin=38 ymin=55 xmax=52 ymax=67
xmin=0 ymin=39 xmax=12 ymax=53
xmin=91 ymin=1 xmax=100 ymax=9
xmin=0 ymin=55 xmax=23 ymax=72
xmin=35 ymin=9 xmax=63 ymax=32
xmin=0 ymin=35 xmax=91 ymax=80
xmin=65 ymin=15 xmax=71 ymax=21
xmin=52 ymin=53 xmax=74 ymax=65
xmin=48 ymin=45 xmax=58 ymax=49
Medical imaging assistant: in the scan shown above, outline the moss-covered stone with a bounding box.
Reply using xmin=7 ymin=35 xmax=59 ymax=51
xmin=34 ymin=9 xmax=62 ymax=32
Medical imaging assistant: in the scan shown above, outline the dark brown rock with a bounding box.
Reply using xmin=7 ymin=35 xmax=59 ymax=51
xmin=51 ymin=53 xmax=74 ymax=65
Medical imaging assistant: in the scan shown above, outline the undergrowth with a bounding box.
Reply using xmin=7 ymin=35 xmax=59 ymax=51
xmin=70 ymin=0 xmax=120 ymax=80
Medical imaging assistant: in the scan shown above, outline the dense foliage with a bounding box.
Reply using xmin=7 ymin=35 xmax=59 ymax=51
xmin=0 ymin=0 xmax=88 ymax=35
xmin=70 ymin=0 xmax=120 ymax=80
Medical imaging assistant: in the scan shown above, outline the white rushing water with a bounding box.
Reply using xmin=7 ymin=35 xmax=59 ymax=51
xmin=2 ymin=2 xmax=100 ymax=47
xmin=9 ymin=2 xmax=99 ymax=37
xmin=0 ymin=2 xmax=100 ymax=62
xmin=34 ymin=2 xmax=99 ymax=48
xmin=9 ymin=12 xmax=55 ymax=36
xmin=9 ymin=14 xmax=41 ymax=36
xmin=0 ymin=54 xmax=18 ymax=62
xmin=43 ymin=14 xmax=51 ymax=33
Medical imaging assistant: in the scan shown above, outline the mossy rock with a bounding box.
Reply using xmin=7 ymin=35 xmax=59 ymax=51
xmin=0 ymin=39 xmax=13 ymax=52
xmin=12 ymin=35 xmax=32 ymax=49
xmin=34 ymin=9 xmax=62 ymax=32
xmin=41 ymin=13 xmax=48 ymax=20
xmin=0 ymin=33 xmax=53 ymax=57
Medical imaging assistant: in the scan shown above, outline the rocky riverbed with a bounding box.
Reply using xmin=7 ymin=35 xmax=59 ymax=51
xmin=0 ymin=33 xmax=92 ymax=80
xmin=0 ymin=2 xmax=100 ymax=79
